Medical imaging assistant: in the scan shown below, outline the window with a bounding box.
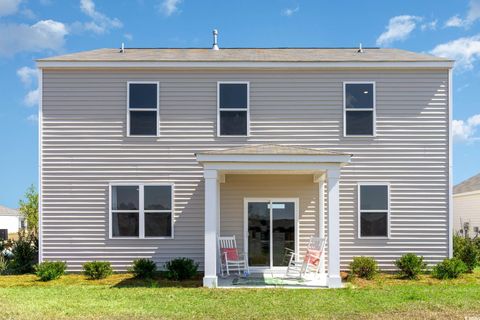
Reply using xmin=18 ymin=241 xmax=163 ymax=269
xmin=127 ymin=82 xmax=159 ymax=136
xmin=344 ymin=82 xmax=375 ymax=136
xmin=217 ymin=82 xmax=249 ymax=136
xmin=358 ymin=183 xmax=389 ymax=238
xmin=110 ymin=183 xmax=173 ymax=238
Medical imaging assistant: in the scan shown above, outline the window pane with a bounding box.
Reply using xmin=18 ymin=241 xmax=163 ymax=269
xmin=112 ymin=212 xmax=139 ymax=237
xmin=145 ymin=186 xmax=172 ymax=210
xmin=219 ymin=83 xmax=247 ymax=109
xmin=345 ymin=83 xmax=374 ymax=109
xmin=130 ymin=111 xmax=157 ymax=136
xmin=129 ymin=83 xmax=157 ymax=109
xmin=360 ymin=185 xmax=388 ymax=210
xmin=346 ymin=111 xmax=373 ymax=135
xmin=220 ymin=111 xmax=247 ymax=135
xmin=112 ymin=186 xmax=139 ymax=210
xmin=361 ymin=212 xmax=388 ymax=237
xmin=145 ymin=212 xmax=172 ymax=237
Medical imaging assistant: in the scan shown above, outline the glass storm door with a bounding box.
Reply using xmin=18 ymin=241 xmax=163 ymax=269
xmin=247 ymin=200 xmax=296 ymax=268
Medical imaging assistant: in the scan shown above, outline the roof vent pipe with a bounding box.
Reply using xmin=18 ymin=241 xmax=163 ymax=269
xmin=357 ymin=43 xmax=363 ymax=53
xmin=120 ymin=42 xmax=125 ymax=53
xmin=212 ymin=29 xmax=219 ymax=50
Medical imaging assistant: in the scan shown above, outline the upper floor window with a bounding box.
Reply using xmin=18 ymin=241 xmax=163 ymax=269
xmin=358 ymin=183 xmax=389 ymax=238
xmin=128 ymin=82 xmax=159 ymax=136
xmin=344 ymin=82 xmax=375 ymax=136
xmin=217 ymin=82 xmax=249 ymax=136
xmin=110 ymin=183 xmax=173 ymax=238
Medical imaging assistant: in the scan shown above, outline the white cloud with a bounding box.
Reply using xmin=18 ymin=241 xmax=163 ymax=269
xmin=421 ymin=19 xmax=437 ymax=31
xmin=445 ymin=0 xmax=480 ymax=28
xmin=430 ymin=35 xmax=480 ymax=70
xmin=0 ymin=0 xmax=21 ymax=17
xmin=0 ymin=19 xmax=68 ymax=56
xmin=79 ymin=0 xmax=122 ymax=34
xmin=281 ymin=6 xmax=299 ymax=17
xmin=124 ymin=32 xmax=133 ymax=41
xmin=453 ymin=115 xmax=480 ymax=142
xmin=158 ymin=0 xmax=182 ymax=16
xmin=26 ymin=114 xmax=38 ymax=122
xmin=24 ymin=88 xmax=39 ymax=107
xmin=17 ymin=66 xmax=37 ymax=86
xmin=376 ymin=15 xmax=422 ymax=46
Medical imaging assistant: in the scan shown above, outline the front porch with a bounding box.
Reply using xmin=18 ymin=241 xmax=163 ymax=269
xmin=196 ymin=144 xmax=351 ymax=288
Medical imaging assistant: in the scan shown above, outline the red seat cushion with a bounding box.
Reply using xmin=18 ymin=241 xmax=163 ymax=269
xmin=304 ymin=249 xmax=321 ymax=266
xmin=221 ymin=248 xmax=239 ymax=261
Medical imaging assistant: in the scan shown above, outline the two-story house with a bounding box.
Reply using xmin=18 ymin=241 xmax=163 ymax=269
xmin=37 ymin=40 xmax=453 ymax=288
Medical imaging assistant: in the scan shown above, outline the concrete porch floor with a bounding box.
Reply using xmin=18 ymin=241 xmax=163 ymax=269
xmin=217 ymin=271 xmax=335 ymax=289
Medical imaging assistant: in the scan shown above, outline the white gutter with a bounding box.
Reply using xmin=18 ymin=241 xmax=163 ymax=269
xmin=36 ymin=60 xmax=454 ymax=69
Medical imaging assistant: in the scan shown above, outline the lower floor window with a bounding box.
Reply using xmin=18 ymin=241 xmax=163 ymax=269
xmin=359 ymin=183 xmax=389 ymax=238
xmin=110 ymin=184 xmax=173 ymax=238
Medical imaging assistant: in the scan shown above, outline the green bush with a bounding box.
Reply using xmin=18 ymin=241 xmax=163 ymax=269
xmin=349 ymin=256 xmax=378 ymax=280
xmin=82 ymin=261 xmax=113 ymax=279
xmin=164 ymin=258 xmax=199 ymax=281
xmin=453 ymin=234 xmax=468 ymax=257
xmin=130 ymin=258 xmax=157 ymax=279
xmin=453 ymin=236 xmax=479 ymax=273
xmin=35 ymin=261 xmax=67 ymax=281
xmin=394 ymin=253 xmax=427 ymax=279
xmin=432 ymin=258 xmax=467 ymax=279
xmin=8 ymin=233 xmax=38 ymax=274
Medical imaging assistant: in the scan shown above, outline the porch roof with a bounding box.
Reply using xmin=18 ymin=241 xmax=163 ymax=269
xmin=196 ymin=144 xmax=351 ymax=166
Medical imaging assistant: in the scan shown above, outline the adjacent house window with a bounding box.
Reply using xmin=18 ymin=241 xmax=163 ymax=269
xmin=358 ymin=183 xmax=389 ymax=238
xmin=127 ymin=82 xmax=159 ymax=136
xmin=217 ymin=82 xmax=249 ymax=136
xmin=110 ymin=184 xmax=173 ymax=238
xmin=344 ymin=82 xmax=375 ymax=136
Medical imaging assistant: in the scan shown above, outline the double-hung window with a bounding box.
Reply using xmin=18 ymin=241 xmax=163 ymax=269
xmin=127 ymin=82 xmax=159 ymax=136
xmin=217 ymin=82 xmax=249 ymax=136
xmin=358 ymin=183 xmax=389 ymax=238
xmin=110 ymin=183 xmax=173 ymax=238
xmin=344 ymin=82 xmax=375 ymax=136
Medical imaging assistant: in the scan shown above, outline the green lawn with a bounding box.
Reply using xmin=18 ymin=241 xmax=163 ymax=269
xmin=0 ymin=271 xmax=480 ymax=319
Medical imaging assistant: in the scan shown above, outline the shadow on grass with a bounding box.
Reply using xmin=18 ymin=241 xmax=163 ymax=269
xmin=111 ymin=273 xmax=203 ymax=288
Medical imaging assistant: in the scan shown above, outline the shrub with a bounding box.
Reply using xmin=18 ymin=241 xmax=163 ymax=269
xmin=454 ymin=238 xmax=479 ymax=273
xmin=394 ymin=253 xmax=427 ymax=279
xmin=82 ymin=261 xmax=113 ymax=279
xmin=130 ymin=258 xmax=157 ymax=279
xmin=432 ymin=258 xmax=467 ymax=279
xmin=349 ymin=256 xmax=378 ymax=280
xmin=8 ymin=233 xmax=38 ymax=274
xmin=453 ymin=234 xmax=468 ymax=258
xmin=35 ymin=261 xmax=67 ymax=281
xmin=164 ymin=258 xmax=199 ymax=281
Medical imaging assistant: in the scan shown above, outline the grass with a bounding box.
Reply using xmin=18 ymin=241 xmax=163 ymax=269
xmin=0 ymin=271 xmax=479 ymax=319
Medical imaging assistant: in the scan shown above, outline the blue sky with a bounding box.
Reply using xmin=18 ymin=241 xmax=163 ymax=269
xmin=0 ymin=0 xmax=480 ymax=208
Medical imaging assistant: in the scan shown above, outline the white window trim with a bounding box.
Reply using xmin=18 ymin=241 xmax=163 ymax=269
xmin=357 ymin=182 xmax=390 ymax=239
xmin=109 ymin=182 xmax=174 ymax=239
xmin=127 ymin=81 xmax=160 ymax=137
xmin=343 ymin=81 xmax=376 ymax=137
xmin=217 ymin=81 xmax=250 ymax=137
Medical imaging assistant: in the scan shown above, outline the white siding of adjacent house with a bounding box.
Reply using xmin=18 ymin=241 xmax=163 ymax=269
xmin=41 ymin=68 xmax=450 ymax=271
xmin=453 ymin=191 xmax=480 ymax=236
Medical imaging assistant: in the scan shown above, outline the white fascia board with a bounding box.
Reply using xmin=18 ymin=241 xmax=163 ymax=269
xmin=196 ymin=153 xmax=351 ymax=164
xmin=453 ymin=190 xmax=480 ymax=198
xmin=36 ymin=60 xmax=454 ymax=69
xmin=202 ymin=162 xmax=344 ymax=172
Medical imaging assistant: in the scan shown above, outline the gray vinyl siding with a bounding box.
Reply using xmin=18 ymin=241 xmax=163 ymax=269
xmin=41 ymin=68 xmax=449 ymax=271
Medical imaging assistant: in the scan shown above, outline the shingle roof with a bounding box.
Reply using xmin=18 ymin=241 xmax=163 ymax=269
xmin=0 ymin=205 xmax=19 ymax=216
xmin=200 ymin=144 xmax=349 ymax=156
xmin=38 ymin=48 xmax=451 ymax=62
xmin=454 ymin=173 xmax=480 ymax=194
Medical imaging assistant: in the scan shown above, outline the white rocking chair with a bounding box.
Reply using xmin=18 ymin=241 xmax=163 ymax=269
xmin=286 ymin=236 xmax=326 ymax=278
xmin=218 ymin=235 xmax=249 ymax=277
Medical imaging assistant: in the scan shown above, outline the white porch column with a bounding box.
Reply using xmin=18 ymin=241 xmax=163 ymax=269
xmin=327 ymin=168 xmax=342 ymax=288
xmin=203 ymin=169 xmax=219 ymax=288
xmin=318 ymin=175 xmax=326 ymax=276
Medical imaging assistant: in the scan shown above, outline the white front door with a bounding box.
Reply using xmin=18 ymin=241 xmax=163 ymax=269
xmin=244 ymin=198 xmax=299 ymax=270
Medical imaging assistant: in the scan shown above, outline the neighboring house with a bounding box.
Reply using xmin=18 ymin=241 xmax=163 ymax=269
xmin=454 ymin=173 xmax=480 ymax=237
xmin=0 ymin=205 xmax=25 ymax=237
xmin=37 ymin=39 xmax=453 ymax=288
